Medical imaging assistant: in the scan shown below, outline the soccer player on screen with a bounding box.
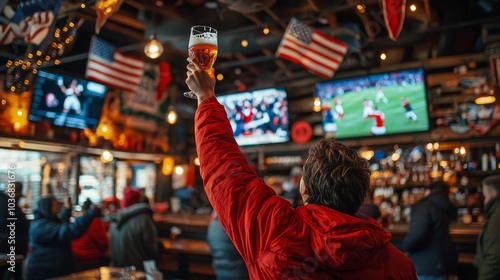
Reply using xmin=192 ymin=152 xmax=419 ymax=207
xmin=367 ymin=106 xmax=386 ymax=135
xmin=375 ymin=85 xmax=388 ymax=104
xmin=334 ymin=97 xmax=344 ymax=120
xmin=401 ymin=97 xmax=418 ymax=122
xmin=322 ymin=104 xmax=337 ymax=138
xmin=362 ymin=98 xmax=374 ymax=119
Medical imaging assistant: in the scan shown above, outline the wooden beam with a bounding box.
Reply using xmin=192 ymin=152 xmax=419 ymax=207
xmin=261 ymin=48 xmax=292 ymax=77
xmin=347 ymin=0 xmax=375 ymax=43
xmin=75 ymin=11 xmax=145 ymax=40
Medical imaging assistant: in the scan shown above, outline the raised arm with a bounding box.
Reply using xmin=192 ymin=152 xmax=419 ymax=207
xmin=187 ymin=58 xmax=293 ymax=262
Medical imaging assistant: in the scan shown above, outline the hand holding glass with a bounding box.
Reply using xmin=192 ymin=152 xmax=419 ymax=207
xmin=184 ymin=25 xmax=218 ymax=99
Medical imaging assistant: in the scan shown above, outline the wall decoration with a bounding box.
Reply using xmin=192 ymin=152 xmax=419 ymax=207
xmin=448 ymin=103 xmax=500 ymax=135
xmin=95 ymin=0 xmax=124 ymax=34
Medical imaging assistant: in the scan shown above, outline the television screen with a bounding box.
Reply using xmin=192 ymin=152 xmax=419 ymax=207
xmin=217 ymin=87 xmax=290 ymax=146
xmin=316 ymin=68 xmax=429 ymax=139
xmin=29 ymin=70 xmax=107 ymax=130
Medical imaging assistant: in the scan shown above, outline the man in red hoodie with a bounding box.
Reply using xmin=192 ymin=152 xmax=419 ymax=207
xmin=186 ymin=57 xmax=417 ymax=280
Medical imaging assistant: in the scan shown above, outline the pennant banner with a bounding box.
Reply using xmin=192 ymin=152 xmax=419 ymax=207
xmin=382 ymin=0 xmax=406 ymax=41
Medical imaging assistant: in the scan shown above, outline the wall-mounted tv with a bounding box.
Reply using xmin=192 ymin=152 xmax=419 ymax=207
xmin=316 ymin=68 xmax=429 ymax=139
xmin=217 ymin=87 xmax=290 ymax=146
xmin=29 ymin=70 xmax=107 ymax=130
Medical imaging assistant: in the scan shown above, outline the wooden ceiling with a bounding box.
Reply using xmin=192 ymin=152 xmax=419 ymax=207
xmin=2 ymin=0 xmax=499 ymax=92
xmin=1 ymin=0 xmax=500 ymax=153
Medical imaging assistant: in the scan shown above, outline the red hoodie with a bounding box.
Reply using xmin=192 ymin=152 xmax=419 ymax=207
xmin=71 ymin=217 xmax=109 ymax=265
xmin=195 ymin=97 xmax=417 ymax=279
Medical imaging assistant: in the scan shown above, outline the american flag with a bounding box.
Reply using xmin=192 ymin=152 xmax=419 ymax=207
xmin=276 ymin=18 xmax=348 ymax=79
xmin=86 ymin=36 xmax=145 ymax=92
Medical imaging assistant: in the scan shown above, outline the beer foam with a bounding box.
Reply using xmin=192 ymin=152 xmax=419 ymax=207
xmin=189 ymin=32 xmax=217 ymax=46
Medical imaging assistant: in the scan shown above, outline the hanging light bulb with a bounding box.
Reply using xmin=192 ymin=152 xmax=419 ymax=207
xmin=167 ymin=106 xmax=177 ymax=124
xmin=101 ymin=149 xmax=114 ymax=163
xmin=144 ymin=35 xmax=164 ymax=59
xmin=313 ymin=97 xmax=322 ymax=112
xmin=380 ymin=51 xmax=387 ymax=60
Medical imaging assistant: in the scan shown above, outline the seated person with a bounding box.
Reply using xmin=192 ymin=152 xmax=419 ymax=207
xmin=0 ymin=181 xmax=29 ymax=280
xmin=207 ymin=211 xmax=249 ymax=280
xmin=72 ymin=199 xmax=110 ymax=271
xmin=27 ymin=195 xmax=99 ymax=280
xmin=109 ymin=188 xmax=160 ymax=270
xmin=358 ymin=191 xmax=381 ymax=221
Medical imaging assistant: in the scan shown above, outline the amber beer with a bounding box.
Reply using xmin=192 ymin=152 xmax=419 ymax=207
xmin=188 ymin=43 xmax=218 ymax=78
xmin=184 ymin=26 xmax=218 ymax=99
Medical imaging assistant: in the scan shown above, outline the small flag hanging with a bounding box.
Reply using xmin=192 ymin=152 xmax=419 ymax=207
xmin=382 ymin=0 xmax=406 ymax=41
xmin=86 ymin=35 xmax=145 ymax=92
xmin=275 ymin=17 xmax=349 ymax=79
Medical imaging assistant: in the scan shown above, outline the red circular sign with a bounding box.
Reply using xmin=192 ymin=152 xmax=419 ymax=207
xmin=291 ymin=121 xmax=313 ymax=144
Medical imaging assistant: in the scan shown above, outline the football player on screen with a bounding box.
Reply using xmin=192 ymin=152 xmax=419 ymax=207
xmin=58 ymin=77 xmax=83 ymax=114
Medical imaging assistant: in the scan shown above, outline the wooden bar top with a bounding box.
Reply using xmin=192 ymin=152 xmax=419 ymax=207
xmin=48 ymin=266 xmax=146 ymax=280
xmin=161 ymin=238 xmax=211 ymax=256
xmin=154 ymin=213 xmax=211 ymax=231
xmin=387 ymin=222 xmax=483 ymax=244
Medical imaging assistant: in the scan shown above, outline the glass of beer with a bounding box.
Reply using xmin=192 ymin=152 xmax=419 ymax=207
xmin=184 ymin=25 xmax=218 ymax=99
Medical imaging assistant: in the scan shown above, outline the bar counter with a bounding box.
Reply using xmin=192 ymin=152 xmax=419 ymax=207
xmin=154 ymin=213 xmax=483 ymax=245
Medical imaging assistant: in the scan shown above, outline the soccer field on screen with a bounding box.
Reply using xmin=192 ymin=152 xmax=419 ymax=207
xmin=328 ymin=84 xmax=429 ymax=139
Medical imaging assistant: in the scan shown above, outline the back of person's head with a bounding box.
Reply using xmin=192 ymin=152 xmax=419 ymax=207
xmin=37 ymin=194 xmax=58 ymax=218
xmin=82 ymin=198 xmax=92 ymax=213
xmin=121 ymin=187 xmax=142 ymax=209
xmin=302 ymin=138 xmax=371 ymax=215
xmin=483 ymin=175 xmax=500 ymax=192
xmin=427 ymin=180 xmax=450 ymax=195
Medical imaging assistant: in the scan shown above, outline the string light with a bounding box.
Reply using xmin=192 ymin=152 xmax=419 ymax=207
xmin=410 ymin=4 xmax=417 ymax=12
xmin=216 ymin=73 xmax=224 ymax=81
xmin=167 ymin=106 xmax=178 ymax=124
xmin=6 ymin=17 xmax=83 ymax=93
xmin=263 ymin=27 xmax=270 ymax=35
xmin=380 ymin=51 xmax=387 ymax=60
xmin=313 ymin=97 xmax=321 ymax=112
xmin=356 ymin=4 xmax=366 ymax=13
xmin=241 ymin=39 xmax=248 ymax=47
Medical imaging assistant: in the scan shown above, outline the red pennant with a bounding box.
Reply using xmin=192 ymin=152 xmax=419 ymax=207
xmin=382 ymin=0 xmax=406 ymax=41
xmin=157 ymin=61 xmax=172 ymax=101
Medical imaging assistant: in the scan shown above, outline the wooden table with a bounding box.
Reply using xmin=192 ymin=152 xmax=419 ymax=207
xmin=48 ymin=266 xmax=146 ymax=280
xmin=161 ymin=238 xmax=211 ymax=256
xmin=154 ymin=213 xmax=212 ymax=241
xmin=159 ymin=238 xmax=214 ymax=279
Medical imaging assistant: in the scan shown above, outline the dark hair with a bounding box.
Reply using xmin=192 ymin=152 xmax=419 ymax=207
xmin=427 ymin=180 xmax=450 ymax=195
xmin=302 ymin=138 xmax=371 ymax=215
xmin=483 ymin=175 xmax=500 ymax=192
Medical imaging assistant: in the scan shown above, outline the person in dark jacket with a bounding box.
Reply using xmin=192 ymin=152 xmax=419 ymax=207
xmin=26 ymin=195 xmax=98 ymax=280
xmin=0 ymin=182 xmax=29 ymax=280
xmin=207 ymin=212 xmax=249 ymax=280
xmin=403 ymin=180 xmax=458 ymax=280
xmin=109 ymin=187 xmax=160 ymax=270
xmin=474 ymin=175 xmax=500 ymax=280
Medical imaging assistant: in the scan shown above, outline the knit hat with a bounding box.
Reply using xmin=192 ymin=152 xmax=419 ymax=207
xmin=36 ymin=194 xmax=57 ymax=218
xmin=121 ymin=187 xmax=142 ymax=209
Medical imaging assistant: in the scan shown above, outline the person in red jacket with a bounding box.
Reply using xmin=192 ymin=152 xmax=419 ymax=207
xmin=186 ymin=58 xmax=417 ymax=279
xmin=71 ymin=199 xmax=110 ymax=271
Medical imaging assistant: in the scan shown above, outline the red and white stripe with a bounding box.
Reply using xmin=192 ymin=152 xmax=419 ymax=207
xmin=0 ymin=11 xmax=54 ymax=45
xmin=86 ymin=51 xmax=145 ymax=92
xmin=277 ymin=29 xmax=348 ymax=79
